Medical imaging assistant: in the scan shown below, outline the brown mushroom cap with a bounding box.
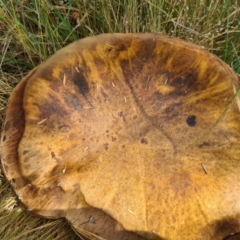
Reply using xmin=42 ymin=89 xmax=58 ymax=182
xmin=1 ymin=33 xmax=240 ymax=240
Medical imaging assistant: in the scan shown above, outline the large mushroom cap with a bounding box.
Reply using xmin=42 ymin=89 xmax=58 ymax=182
xmin=1 ymin=33 xmax=240 ymax=240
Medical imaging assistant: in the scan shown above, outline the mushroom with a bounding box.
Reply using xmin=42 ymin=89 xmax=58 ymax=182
xmin=1 ymin=33 xmax=240 ymax=240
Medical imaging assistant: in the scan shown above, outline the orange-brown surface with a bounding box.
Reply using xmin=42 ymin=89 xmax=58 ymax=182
xmin=1 ymin=33 xmax=240 ymax=240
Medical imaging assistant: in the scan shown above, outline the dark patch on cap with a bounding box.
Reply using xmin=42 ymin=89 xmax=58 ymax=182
xmin=198 ymin=142 xmax=210 ymax=148
xmin=134 ymin=38 xmax=157 ymax=62
xmin=57 ymin=184 xmax=66 ymax=193
xmin=51 ymin=151 xmax=61 ymax=163
xmin=223 ymin=232 xmax=240 ymax=240
xmin=163 ymin=103 xmax=183 ymax=119
xmin=58 ymin=124 xmax=70 ymax=132
xmin=104 ymin=40 xmax=129 ymax=59
xmin=114 ymin=42 xmax=127 ymax=52
xmin=140 ymin=137 xmax=148 ymax=145
xmin=186 ymin=115 xmax=196 ymax=127
xmin=27 ymin=173 xmax=39 ymax=182
xmin=51 ymin=152 xmax=56 ymax=159
xmin=4 ymin=120 xmax=11 ymax=131
xmin=93 ymin=57 xmax=105 ymax=70
xmin=118 ymin=111 xmax=126 ymax=122
xmin=104 ymin=143 xmax=109 ymax=150
xmin=2 ymin=135 xmax=6 ymax=142
xmin=51 ymin=165 xmax=65 ymax=175
xmin=112 ymin=136 xmax=117 ymax=142
xmin=169 ymin=172 xmax=193 ymax=197
xmin=23 ymin=150 xmax=29 ymax=155
xmin=26 ymin=184 xmax=39 ymax=198
xmin=35 ymin=93 xmax=69 ymax=119
xmin=125 ymin=39 xmax=157 ymax=74
xmin=212 ymin=216 xmax=240 ymax=239
xmin=63 ymin=92 xmax=82 ymax=111
xmin=73 ymin=70 xmax=89 ymax=96
xmin=105 ymin=43 xmax=126 ymax=57
xmin=41 ymin=102 xmax=63 ymax=116
xmin=168 ymin=72 xmax=199 ymax=96
xmin=105 ymin=46 xmax=114 ymax=54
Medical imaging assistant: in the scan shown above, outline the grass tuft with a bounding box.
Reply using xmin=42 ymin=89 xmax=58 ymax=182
xmin=0 ymin=170 xmax=80 ymax=240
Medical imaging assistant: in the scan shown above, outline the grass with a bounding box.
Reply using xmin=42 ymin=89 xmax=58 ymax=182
xmin=0 ymin=0 xmax=240 ymax=239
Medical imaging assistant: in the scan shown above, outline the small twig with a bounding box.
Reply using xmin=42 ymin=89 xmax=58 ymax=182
xmin=127 ymin=209 xmax=134 ymax=215
xmin=63 ymin=74 xmax=66 ymax=85
xmin=145 ymin=76 xmax=151 ymax=91
xmin=80 ymin=216 xmax=96 ymax=225
xmin=201 ymin=163 xmax=208 ymax=174
xmin=37 ymin=118 xmax=48 ymax=125
xmin=164 ymin=77 xmax=168 ymax=84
